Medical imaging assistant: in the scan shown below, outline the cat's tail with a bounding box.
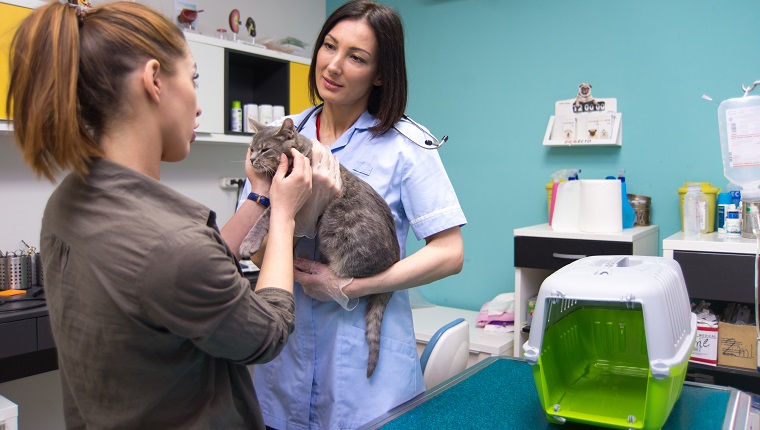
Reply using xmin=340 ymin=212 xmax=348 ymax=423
xmin=239 ymin=208 xmax=271 ymax=258
xmin=365 ymin=292 xmax=393 ymax=378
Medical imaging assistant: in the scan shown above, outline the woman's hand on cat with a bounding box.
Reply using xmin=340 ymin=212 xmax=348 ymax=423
xmin=245 ymin=147 xmax=273 ymax=196
xmin=269 ymin=149 xmax=312 ymax=220
xmin=293 ymin=258 xmax=358 ymax=311
xmin=293 ymin=140 xmax=342 ymax=238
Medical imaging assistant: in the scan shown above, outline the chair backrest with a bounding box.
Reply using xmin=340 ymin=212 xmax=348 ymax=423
xmin=419 ymin=318 xmax=470 ymax=389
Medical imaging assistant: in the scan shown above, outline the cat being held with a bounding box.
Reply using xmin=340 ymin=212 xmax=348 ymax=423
xmin=240 ymin=117 xmax=400 ymax=378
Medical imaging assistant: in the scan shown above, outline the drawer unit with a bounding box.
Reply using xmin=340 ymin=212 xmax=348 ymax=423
xmin=514 ymin=236 xmax=632 ymax=271
xmin=662 ymin=232 xmax=760 ymax=393
xmin=672 ymin=250 xmax=756 ymax=303
xmin=0 ymin=318 xmax=36 ymax=359
xmin=0 ymin=304 xmax=57 ymax=383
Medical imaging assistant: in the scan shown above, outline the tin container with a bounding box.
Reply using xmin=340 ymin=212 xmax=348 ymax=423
xmin=1 ymin=254 xmax=31 ymax=290
xmin=628 ymin=194 xmax=651 ymax=226
xmin=740 ymin=189 xmax=760 ymax=239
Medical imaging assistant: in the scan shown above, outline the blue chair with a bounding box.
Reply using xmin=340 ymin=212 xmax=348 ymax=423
xmin=419 ymin=318 xmax=470 ymax=389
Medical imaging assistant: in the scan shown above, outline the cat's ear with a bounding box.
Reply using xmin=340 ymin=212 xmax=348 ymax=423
xmin=279 ymin=117 xmax=296 ymax=139
xmin=249 ymin=118 xmax=265 ymax=133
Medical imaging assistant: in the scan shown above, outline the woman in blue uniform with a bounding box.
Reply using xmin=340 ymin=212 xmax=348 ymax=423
xmin=242 ymin=1 xmax=466 ymax=428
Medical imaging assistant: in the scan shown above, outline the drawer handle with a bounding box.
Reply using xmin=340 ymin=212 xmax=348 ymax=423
xmin=552 ymin=252 xmax=586 ymax=260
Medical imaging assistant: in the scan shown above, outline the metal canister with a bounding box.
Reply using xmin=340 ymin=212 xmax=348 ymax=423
xmin=628 ymin=194 xmax=651 ymax=226
xmin=4 ymin=253 xmax=31 ymax=290
xmin=740 ymin=189 xmax=760 ymax=239
xmin=30 ymin=252 xmax=43 ymax=287
xmin=0 ymin=254 xmax=7 ymax=290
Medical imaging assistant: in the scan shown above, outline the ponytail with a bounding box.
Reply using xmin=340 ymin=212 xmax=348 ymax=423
xmin=7 ymin=1 xmax=186 ymax=182
xmin=8 ymin=2 xmax=96 ymax=182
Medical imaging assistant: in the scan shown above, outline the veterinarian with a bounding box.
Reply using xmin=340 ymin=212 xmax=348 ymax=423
xmin=238 ymin=1 xmax=467 ymax=428
xmin=6 ymin=1 xmax=342 ymax=427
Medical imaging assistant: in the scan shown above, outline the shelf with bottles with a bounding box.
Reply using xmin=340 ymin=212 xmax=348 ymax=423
xmin=184 ymin=31 xmax=310 ymax=144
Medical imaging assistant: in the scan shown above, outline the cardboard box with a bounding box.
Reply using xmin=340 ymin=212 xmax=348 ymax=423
xmin=717 ymin=322 xmax=758 ymax=370
xmin=689 ymin=322 xmax=718 ymax=366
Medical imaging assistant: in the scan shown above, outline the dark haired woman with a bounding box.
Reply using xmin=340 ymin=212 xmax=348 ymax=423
xmin=242 ymin=1 xmax=467 ymax=428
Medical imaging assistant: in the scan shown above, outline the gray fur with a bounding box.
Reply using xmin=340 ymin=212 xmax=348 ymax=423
xmin=240 ymin=118 xmax=400 ymax=378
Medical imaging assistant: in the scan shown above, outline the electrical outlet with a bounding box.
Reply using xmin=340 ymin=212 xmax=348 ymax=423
xmin=219 ymin=177 xmax=245 ymax=190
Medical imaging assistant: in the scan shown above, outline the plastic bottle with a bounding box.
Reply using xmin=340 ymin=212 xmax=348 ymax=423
xmin=716 ymin=192 xmax=734 ymax=234
xmin=726 ymin=182 xmax=742 ymax=208
xmin=683 ymin=184 xmax=707 ymax=237
xmin=231 ymin=100 xmax=243 ymax=132
xmin=725 ymin=210 xmax=741 ymax=235
xmin=618 ymin=169 xmax=636 ymax=229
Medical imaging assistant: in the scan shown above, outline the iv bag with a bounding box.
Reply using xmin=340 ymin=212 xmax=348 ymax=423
xmin=719 ymin=95 xmax=760 ymax=190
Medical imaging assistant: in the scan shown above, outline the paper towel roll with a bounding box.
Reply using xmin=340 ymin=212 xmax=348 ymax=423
xmin=579 ymin=179 xmax=622 ymax=233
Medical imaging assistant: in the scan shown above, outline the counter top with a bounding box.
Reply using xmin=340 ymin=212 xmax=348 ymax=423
xmin=663 ymin=231 xmax=760 ymax=255
xmin=514 ymin=223 xmax=658 ymax=242
xmin=412 ymin=305 xmax=513 ymax=356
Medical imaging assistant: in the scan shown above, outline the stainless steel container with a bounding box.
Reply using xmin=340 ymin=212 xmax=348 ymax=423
xmin=740 ymin=190 xmax=760 ymax=239
xmin=30 ymin=252 xmax=43 ymax=287
xmin=2 ymin=254 xmax=31 ymax=290
xmin=0 ymin=255 xmax=7 ymax=290
xmin=628 ymin=194 xmax=651 ymax=226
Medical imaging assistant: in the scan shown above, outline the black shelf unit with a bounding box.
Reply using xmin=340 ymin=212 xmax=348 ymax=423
xmin=224 ymin=49 xmax=290 ymax=134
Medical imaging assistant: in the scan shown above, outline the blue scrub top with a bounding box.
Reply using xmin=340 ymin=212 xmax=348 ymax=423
xmin=241 ymin=107 xmax=467 ymax=430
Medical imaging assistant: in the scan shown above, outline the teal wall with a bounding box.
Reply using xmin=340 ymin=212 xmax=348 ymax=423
xmin=326 ymin=0 xmax=760 ymax=310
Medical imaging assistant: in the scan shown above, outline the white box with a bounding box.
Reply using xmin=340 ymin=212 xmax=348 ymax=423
xmin=689 ymin=321 xmax=718 ymax=366
xmin=0 ymin=395 xmax=18 ymax=430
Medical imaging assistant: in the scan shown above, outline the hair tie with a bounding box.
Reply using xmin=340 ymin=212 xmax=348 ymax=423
xmin=61 ymin=0 xmax=92 ymax=23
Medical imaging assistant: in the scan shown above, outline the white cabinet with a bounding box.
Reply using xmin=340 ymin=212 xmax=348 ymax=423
xmin=187 ymin=39 xmax=225 ymax=135
xmin=411 ymin=305 xmax=513 ymax=369
xmin=512 ymin=223 xmax=659 ymax=357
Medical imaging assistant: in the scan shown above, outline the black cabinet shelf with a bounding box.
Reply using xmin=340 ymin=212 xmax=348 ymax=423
xmin=663 ymin=232 xmax=759 ymax=397
xmin=224 ymin=49 xmax=290 ymax=133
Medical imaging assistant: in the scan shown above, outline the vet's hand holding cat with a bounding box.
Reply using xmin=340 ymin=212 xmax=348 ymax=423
xmin=238 ymin=1 xmax=467 ymax=428
xmin=8 ymin=2 xmax=314 ymax=428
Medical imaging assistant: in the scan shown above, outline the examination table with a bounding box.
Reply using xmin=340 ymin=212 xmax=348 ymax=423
xmin=359 ymin=356 xmax=755 ymax=430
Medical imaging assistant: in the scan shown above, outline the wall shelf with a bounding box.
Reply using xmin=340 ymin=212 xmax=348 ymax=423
xmin=543 ymin=112 xmax=622 ymax=147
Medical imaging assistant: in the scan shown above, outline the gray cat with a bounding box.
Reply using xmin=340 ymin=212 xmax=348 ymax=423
xmin=240 ymin=117 xmax=400 ymax=378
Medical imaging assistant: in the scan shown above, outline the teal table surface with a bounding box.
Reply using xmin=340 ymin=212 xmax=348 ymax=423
xmin=361 ymin=356 xmax=753 ymax=430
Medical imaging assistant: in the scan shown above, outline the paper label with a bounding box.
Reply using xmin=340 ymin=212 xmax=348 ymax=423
xmin=725 ymin=105 xmax=760 ymax=167
xmin=690 ymin=324 xmax=718 ymax=366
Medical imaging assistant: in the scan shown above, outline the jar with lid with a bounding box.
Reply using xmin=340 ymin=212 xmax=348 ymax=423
xmin=740 ymin=189 xmax=760 ymax=239
xmin=725 ymin=210 xmax=741 ymax=236
xmin=683 ymin=184 xmax=707 ymax=237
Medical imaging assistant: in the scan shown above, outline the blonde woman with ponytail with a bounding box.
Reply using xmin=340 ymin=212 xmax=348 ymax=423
xmin=7 ymin=1 xmax=338 ymax=428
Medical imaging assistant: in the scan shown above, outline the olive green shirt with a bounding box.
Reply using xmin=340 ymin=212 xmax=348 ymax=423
xmin=41 ymin=158 xmax=294 ymax=429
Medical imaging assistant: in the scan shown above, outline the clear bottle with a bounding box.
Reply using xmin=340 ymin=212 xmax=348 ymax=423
xmin=683 ymin=184 xmax=707 ymax=237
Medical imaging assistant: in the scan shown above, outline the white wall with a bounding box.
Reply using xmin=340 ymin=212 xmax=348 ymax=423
xmin=0 ymin=136 xmax=254 ymax=252
xmin=93 ymin=0 xmax=325 ymax=59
